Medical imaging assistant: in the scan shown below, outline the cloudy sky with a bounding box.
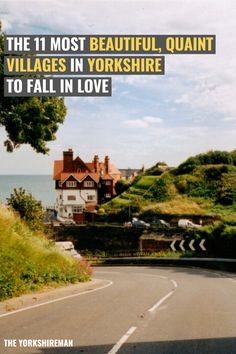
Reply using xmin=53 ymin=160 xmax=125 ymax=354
xmin=1 ymin=0 xmax=236 ymax=174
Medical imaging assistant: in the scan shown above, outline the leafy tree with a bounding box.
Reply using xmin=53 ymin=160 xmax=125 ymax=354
xmin=115 ymin=179 xmax=130 ymax=195
xmin=0 ymin=23 xmax=66 ymax=153
xmin=198 ymin=150 xmax=233 ymax=165
xmin=7 ymin=188 xmax=44 ymax=230
xmin=176 ymin=156 xmax=200 ymax=175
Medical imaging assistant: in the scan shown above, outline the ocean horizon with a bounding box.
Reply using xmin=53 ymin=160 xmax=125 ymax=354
xmin=0 ymin=175 xmax=56 ymax=207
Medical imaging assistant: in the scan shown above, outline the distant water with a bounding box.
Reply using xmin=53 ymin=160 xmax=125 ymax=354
xmin=0 ymin=175 xmax=56 ymax=207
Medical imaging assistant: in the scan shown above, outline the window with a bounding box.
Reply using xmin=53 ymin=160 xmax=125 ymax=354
xmin=58 ymin=181 xmax=62 ymax=187
xmin=84 ymin=181 xmax=94 ymax=187
xmin=105 ymin=193 xmax=111 ymax=198
xmin=105 ymin=181 xmax=111 ymax=185
xmin=66 ymin=181 xmax=77 ymax=188
xmin=67 ymin=195 xmax=76 ymax=201
xmin=72 ymin=206 xmax=83 ymax=213
xmin=59 ymin=195 xmax=62 ymax=199
xmin=87 ymin=195 xmax=95 ymax=201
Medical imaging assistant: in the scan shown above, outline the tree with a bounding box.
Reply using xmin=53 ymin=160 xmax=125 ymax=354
xmin=0 ymin=23 xmax=67 ymax=153
xmin=115 ymin=179 xmax=130 ymax=195
xmin=7 ymin=188 xmax=44 ymax=230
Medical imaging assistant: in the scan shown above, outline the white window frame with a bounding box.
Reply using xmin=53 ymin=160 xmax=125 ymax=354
xmin=72 ymin=206 xmax=83 ymax=213
xmin=66 ymin=181 xmax=77 ymax=188
xmin=105 ymin=180 xmax=111 ymax=185
xmin=105 ymin=193 xmax=111 ymax=198
xmin=84 ymin=181 xmax=94 ymax=187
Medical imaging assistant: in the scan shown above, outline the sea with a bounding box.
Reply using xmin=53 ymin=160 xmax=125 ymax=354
xmin=0 ymin=175 xmax=56 ymax=208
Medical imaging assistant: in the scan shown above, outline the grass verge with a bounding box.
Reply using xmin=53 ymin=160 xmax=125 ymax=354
xmin=0 ymin=204 xmax=91 ymax=301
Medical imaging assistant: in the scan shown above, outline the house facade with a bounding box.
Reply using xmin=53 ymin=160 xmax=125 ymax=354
xmin=53 ymin=149 xmax=121 ymax=221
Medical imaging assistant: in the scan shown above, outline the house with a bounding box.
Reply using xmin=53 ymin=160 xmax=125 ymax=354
xmin=53 ymin=149 xmax=121 ymax=222
xmin=119 ymin=168 xmax=142 ymax=181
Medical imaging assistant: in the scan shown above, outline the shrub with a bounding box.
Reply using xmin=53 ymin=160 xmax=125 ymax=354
xmin=176 ymin=150 xmax=235 ymax=175
xmin=7 ymin=188 xmax=44 ymax=230
xmin=176 ymin=157 xmax=200 ymax=175
xmin=150 ymin=175 xmax=173 ymax=202
xmin=203 ymin=165 xmax=229 ymax=180
xmin=115 ymin=179 xmax=131 ymax=195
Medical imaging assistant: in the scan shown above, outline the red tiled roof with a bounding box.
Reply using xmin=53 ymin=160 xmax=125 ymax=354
xmin=60 ymin=172 xmax=100 ymax=184
xmin=101 ymin=174 xmax=113 ymax=180
xmin=53 ymin=154 xmax=122 ymax=183
xmin=85 ymin=162 xmax=94 ymax=171
xmin=53 ymin=160 xmax=63 ymax=179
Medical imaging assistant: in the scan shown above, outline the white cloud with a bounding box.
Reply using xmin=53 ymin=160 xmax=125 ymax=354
xmin=1 ymin=0 xmax=236 ymax=173
xmin=123 ymin=116 xmax=163 ymax=128
xmin=175 ymin=94 xmax=190 ymax=104
xmin=223 ymin=117 xmax=236 ymax=122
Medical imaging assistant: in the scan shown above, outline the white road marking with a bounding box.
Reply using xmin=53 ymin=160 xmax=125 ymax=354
xmin=148 ymin=279 xmax=178 ymax=313
xmin=95 ymin=271 xmax=121 ymax=275
xmin=171 ymin=279 xmax=178 ymax=289
xmin=135 ymin=273 xmax=167 ymax=279
xmin=0 ymin=280 xmax=113 ymax=319
xmin=134 ymin=273 xmax=178 ymax=312
xmin=107 ymin=326 xmax=137 ymax=354
xmin=148 ymin=290 xmax=175 ymax=313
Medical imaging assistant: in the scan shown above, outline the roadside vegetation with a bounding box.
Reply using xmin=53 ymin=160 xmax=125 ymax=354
xmin=0 ymin=204 xmax=91 ymax=301
xmin=7 ymin=187 xmax=45 ymax=231
xmin=105 ymin=150 xmax=236 ymax=222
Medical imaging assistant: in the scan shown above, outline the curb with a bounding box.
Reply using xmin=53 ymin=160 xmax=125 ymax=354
xmin=0 ymin=278 xmax=108 ymax=316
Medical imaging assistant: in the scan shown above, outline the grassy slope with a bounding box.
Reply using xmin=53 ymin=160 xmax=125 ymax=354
xmin=106 ymin=175 xmax=159 ymax=208
xmin=105 ymin=164 xmax=236 ymax=221
xmin=0 ymin=205 xmax=91 ymax=301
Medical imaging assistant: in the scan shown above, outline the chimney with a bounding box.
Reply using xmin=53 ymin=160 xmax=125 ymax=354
xmin=104 ymin=155 xmax=110 ymax=174
xmin=63 ymin=149 xmax=73 ymax=172
xmin=93 ymin=155 xmax=99 ymax=173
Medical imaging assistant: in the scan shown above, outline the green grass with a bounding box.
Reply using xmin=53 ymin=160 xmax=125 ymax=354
xmin=134 ymin=175 xmax=159 ymax=189
xmin=0 ymin=205 xmax=91 ymax=301
xmin=104 ymin=153 xmax=236 ymax=222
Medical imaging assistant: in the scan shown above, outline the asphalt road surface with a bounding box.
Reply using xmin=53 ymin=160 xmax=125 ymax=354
xmin=1 ymin=266 xmax=236 ymax=354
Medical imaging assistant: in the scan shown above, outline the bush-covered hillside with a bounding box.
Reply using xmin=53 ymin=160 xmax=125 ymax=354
xmin=105 ymin=150 xmax=236 ymax=220
xmin=0 ymin=205 xmax=91 ymax=301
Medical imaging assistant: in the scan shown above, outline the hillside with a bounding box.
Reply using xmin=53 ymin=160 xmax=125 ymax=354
xmin=0 ymin=204 xmax=91 ymax=301
xmin=105 ymin=150 xmax=236 ymax=221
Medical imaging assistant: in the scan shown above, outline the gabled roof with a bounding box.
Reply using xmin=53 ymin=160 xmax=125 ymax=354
xmin=53 ymin=151 xmax=121 ymax=183
xmin=82 ymin=173 xmax=100 ymax=184
xmin=74 ymin=156 xmax=92 ymax=171
xmin=60 ymin=172 xmax=100 ymax=184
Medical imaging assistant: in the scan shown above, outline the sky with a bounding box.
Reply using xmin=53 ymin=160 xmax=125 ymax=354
xmin=0 ymin=0 xmax=236 ymax=174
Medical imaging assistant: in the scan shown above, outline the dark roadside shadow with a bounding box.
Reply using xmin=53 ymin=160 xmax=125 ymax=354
xmin=39 ymin=337 xmax=236 ymax=354
xmin=146 ymin=263 xmax=236 ymax=279
xmin=99 ymin=263 xmax=236 ymax=279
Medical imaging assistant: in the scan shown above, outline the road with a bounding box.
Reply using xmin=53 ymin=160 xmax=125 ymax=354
xmin=1 ymin=266 xmax=236 ymax=354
